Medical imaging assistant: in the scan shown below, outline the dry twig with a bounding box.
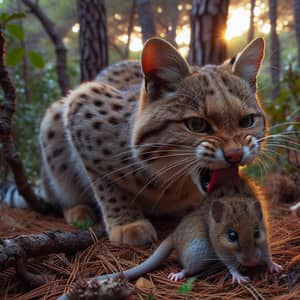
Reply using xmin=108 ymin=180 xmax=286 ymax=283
xmin=0 ymin=227 xmax=104 ymax=287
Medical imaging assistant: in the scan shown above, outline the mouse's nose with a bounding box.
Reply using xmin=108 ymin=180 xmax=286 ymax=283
xmin=223 ymin=149 xmax=243 ymax=164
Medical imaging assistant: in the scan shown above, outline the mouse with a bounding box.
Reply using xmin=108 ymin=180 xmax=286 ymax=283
xmin=94 ymin=167 xmax=282 ymax=284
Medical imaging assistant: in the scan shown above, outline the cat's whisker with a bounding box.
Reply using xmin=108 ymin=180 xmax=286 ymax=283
xmin=252 ymin=156 xmax=267 ymax=177
xmin=264 ymin=143 xmax=300 ymax=153
xmin=260 ymin=148 xmax=285 ymax=159
xmin=132 ymin=157 xmax=195 ymax=204
xmin=259 ymin=132 xmax=300 ymax=142
xmin=152 ymin=159 xmax=197 ymax=211
xmin=258 ymin=136 xmax=300 ymax=146
xmin=258 ymin=152 xmax=273 ymax=171
xmin=267 ymin=122 xmax=300 ymax=131
xmin=112 ymin=153 xmax=194 ymax=185
xmin=82 ymin=152 xmax=195 ymax=199
xmin=99 ymin=152 xmax=195 ymax=181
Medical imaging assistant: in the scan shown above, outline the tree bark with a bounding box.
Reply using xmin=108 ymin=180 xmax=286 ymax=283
xmin=22 ymin=0 xmax=71 ymax=96
xmin=77 ymin=0 xmax=109 ymax=81
xmin=269 ymin=0 xmax=281 ymax=100
xmin=0 ymin=24 xmax=48 ymax=213
xmin=136 ymin=0 xmax=156 ymax=43
xmin=248 ymin=0 xmax=256 ymax=43
xmin=188 ymin=0 xmax=229 ymax=66
xmin=294 ymin=0 xmax=300 ymax=67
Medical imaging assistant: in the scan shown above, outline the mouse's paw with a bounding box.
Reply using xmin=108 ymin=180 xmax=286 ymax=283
xmin=268 ymin=261 xmax=283 ymax=273
xmin=230 ymin=270 xmax=250 ymax=284
xmin=109 ymin=219 xmax=157 ymax=246
xmin=168 ymin=270 xmax=185 ymax=281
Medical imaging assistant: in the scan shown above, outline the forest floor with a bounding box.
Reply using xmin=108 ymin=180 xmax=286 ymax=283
xmin=0 ymin=203 xmax=300 ymax=300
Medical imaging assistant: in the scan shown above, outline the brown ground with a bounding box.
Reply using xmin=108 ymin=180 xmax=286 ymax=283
xmin=0 ymin=203 xmax=300 ymax=300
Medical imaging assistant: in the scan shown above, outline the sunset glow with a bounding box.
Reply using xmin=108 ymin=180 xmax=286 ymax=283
xmin=225 ymin=8 xmax=250 ymax=40
xmin=70 ymin=2 xmax=286 ymax=54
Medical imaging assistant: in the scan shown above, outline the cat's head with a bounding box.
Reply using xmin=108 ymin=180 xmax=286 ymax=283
xmin=131 ymin=37 xmax=266 ymax=194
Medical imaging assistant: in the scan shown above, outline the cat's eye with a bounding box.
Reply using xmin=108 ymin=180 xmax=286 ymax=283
xmin=240 ymin=114 xmax=255 ymax=128
xmin=227 ymin=230 xmax=239 ymax=242
xmin=184 ymin=117 xmax=213 ymax=134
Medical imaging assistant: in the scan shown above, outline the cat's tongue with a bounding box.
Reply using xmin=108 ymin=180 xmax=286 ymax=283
xmin=207 ymin=166 xmax=239 ymax=193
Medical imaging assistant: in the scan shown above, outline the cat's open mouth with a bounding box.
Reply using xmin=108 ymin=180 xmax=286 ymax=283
xmin=197 ymin=166 xmax=239 ymax=194
xmin=198 ymin=168 xmax=212 ymax=194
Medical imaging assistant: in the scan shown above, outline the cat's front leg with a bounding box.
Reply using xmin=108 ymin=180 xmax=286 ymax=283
xmin=96 ymin=180 xmax=157 ymax=246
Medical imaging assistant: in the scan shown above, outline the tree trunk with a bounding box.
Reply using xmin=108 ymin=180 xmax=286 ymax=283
xmin=0 ymin=25 xmax=49 ymax=213
xmin=269 ymin=0 xmax=281 ymax=100
xmin=294 ymin=0 xmax=300 ymax=68
xmin=188 ymin=0 xmax=229 ymax=66
xmin=77 ymin=0 xmax=109 ymax=82
xmin=124 ymin=0 xmax=136 ymax=59
xmin=136 ymin=0 xmax=156 ymax=43
xmin=248 ymin=0 xmax=256 ymax=43
xmin=22 ymin=0 xmax=71 ymax=96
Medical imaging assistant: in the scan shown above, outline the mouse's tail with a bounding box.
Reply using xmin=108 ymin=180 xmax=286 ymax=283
xmin=97 ymin=236 xmax=173 ymax=281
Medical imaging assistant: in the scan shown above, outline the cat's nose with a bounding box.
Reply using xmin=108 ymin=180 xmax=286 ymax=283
xmin=224 ymin=149 xmax=243 ymax=164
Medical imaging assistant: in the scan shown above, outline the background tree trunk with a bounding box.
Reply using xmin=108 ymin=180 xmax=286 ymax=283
xmin=294 ymin=0 xmax=300 ymax=67
xmin=124 ymin=0 xmax=136 ymax=59
xmin=136 ymin=0 xmax=156 ymax=43
xmin=269 ymin=0 xmax=281 ymax=100
xmin=77 ymin=0 xmax=108 ymax=81
xmin=22 ymin=0 xmax=71 ymax=96
xmin=17 ymin=0 xmax=31 ymax=103
xmin=248 ymin=0 xmax=256 ymax=43
xmin=188 ymin=0 xmax=229 ymax=66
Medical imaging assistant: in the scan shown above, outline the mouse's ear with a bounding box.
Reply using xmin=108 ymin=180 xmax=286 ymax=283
xmin=211 ymin=200 xmax=226 ymax=223
xmin=253 ymin=201 xmax=263 ymax=221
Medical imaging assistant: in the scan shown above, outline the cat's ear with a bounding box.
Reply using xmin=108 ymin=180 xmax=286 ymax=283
xmin=231 ymin=37 xmax=265 ymax=88
xmin=141 ymin=38 xmax=190 ymax=100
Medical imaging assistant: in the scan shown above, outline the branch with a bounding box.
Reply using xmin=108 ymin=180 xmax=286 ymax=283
xmin=0 ymin=227 xmax=105 ymax=287
xmin=58 ymin=275 xmax=133 ymax=300
xmin=0 ymin=24 xmax=48 ymax=213
xmin=22 ymin=0 xmax=71 ymax=96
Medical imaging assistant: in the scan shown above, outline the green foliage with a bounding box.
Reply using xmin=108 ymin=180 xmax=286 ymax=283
xmin=6 ymin=46 xmax=25 ymax=66
xmin=72 ymin=219 xmax=94 ymax=230
xmin=6 ymin=23 xmax=24 ymax=40
xmin=0 ymin=12 xmax=26 ymax=25
xmin=146 ymin=294 xmax=154 ymax=300
xmin=178 ymin=276 xmax=197 ymax=295
xmin=28 ymin=50 xmax=45 ymax=68
xmin=10 ymin=65 xmax=61 ymax=181
xmin=1 ymin=11 xmax=45 ymax=71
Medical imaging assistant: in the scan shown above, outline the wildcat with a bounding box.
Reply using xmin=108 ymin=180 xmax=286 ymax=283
xmin=2 ymin=38 xmax=266 ymax=246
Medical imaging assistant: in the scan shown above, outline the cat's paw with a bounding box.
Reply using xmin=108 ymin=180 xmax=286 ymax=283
xmin=109 ymin=219 xmax=157 ymax=246
xmin=63 ymin=204 xmax=97 ymax=228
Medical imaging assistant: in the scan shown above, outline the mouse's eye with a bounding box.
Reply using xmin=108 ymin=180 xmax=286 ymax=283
xmin=254 ymin=228 xmax=260 ymax=239
xmin=227 ymin=230 xmax=239 ymax=242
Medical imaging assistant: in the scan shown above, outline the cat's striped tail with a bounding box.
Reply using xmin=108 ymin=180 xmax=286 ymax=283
xmin=0 ymin=181 xmax=42 ymax=208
